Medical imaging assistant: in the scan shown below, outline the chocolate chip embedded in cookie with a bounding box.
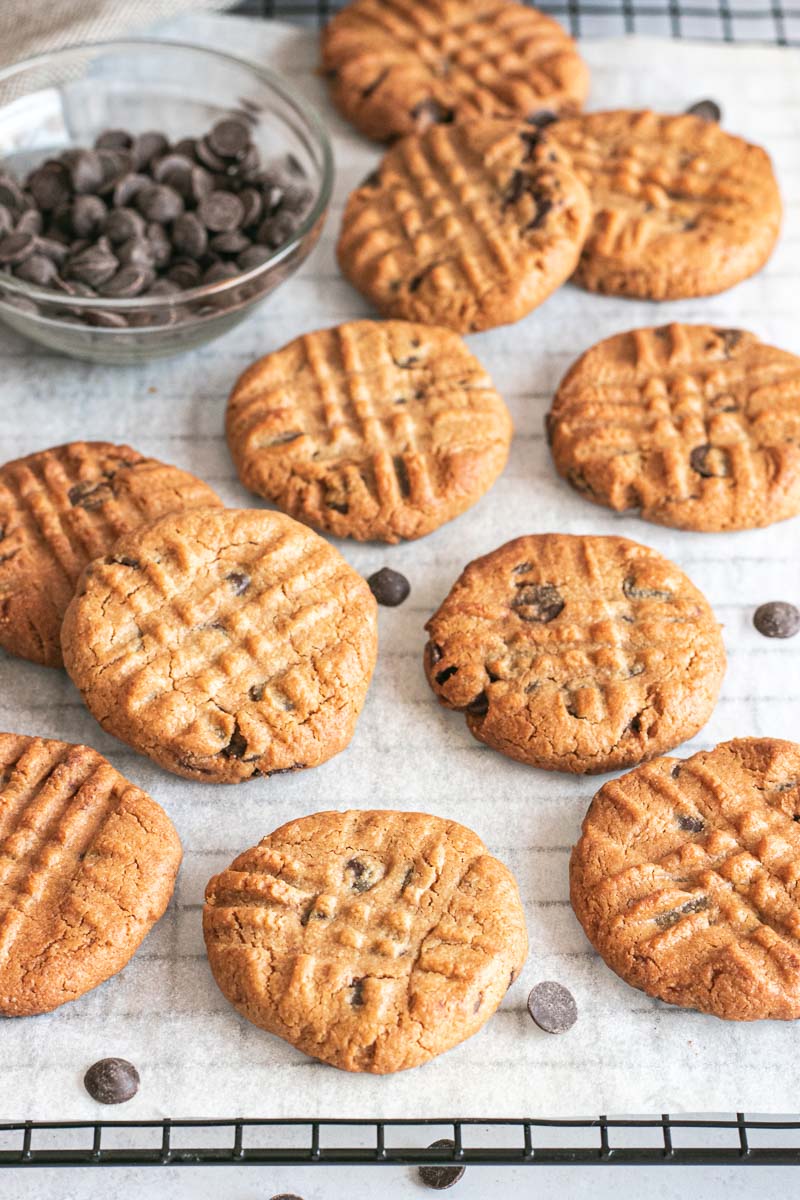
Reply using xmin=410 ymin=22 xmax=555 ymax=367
xmin=203 ymin=809 xmax=528 ymax=1071
xmin=0 ymin=441 xmax=222 ymax=668
xmin=570 ymin=738 xmax=800 ymax=1020
xmin=0 ymin=733 xmax=181 ymax=1016
xmin=226 ymin=320 xmax=512 ymax=542
xmin=60 ymin=508 xmax=378 ymax=783
xmin=424 ymin=534 xmax=725 ymax=774
xmin=321 ymin=0 xmax=589 ymax=143
xmin=337 ymin=119 xmax=591 ymax=333
xmin=533 ymin=109 xmax=781 ymax=299
xmin=548 ymin=324 xmax=800 ymax=531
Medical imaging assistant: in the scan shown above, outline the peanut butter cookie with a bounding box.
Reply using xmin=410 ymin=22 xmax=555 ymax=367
xmin=0 ymin=441 xmax=222 ymax=668
xmin=424 ymin=534 xmax=725 ymax=774
xmin=337 ymin=118 xmax=591 ymax=332
xmin=61 ymin=508 xmax=378 ymax=783
xmin=226 ymin=320 xmax=512 ymax=542
xmin=535 ymin=109 xmax=781 ymax=298
xmin=0 ymin=733 xmax=181 ymax=1016
xmin=548 ymin=324 xmax=800 ymax=531
xmin=570 ymin=738 xmax=800 ymax=1020
xmin=204 ymin=809 xmax=528 ymax=1071
xmin=322 ymin=0 xmax=589 ymax=142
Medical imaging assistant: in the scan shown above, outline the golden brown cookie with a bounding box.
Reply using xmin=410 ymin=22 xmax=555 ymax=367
xmin=226 ymin=320 xmax=513 ymax=542
xmin=337 ymin=118 xmax=591 ymax=333
xmin=0 ymin=733 xmax=181 ymax=1016
xmin=424 ymin=534 xmax=725 ymax=774
xmin=534 ymin=109 xmax=781 ymax=298
xmin=322 ymin=0 xmax=589 ymax=143
xmin=0 ymin=442 xmax=222 ymax=669
xmin=570 ymin=738 xmax=800 ymax=1020
xmin=60 ymin=508 xmax=378 ymax=784
xmin=548 ymin=324 xmax=800 ymax=532
xmin=204 ymin=808 xmax=528 ymax=1072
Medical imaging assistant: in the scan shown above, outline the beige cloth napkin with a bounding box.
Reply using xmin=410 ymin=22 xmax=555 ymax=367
xmin=0 ymin=0 xmax=236 ymax=69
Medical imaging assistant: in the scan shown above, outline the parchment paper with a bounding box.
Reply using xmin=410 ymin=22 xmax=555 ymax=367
xmin=1 ymin=15 xmax=799 ymax=1121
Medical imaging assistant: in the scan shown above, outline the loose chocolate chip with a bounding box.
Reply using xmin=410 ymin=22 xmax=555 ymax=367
xmin=172 ymin=211 xmax=208 ymax=258
xmin=237 ymin=245 xmax=273 ymax=271
xmin=0 ymin=231 xmax=36 ymax=265
xmin=238 ymin=186 xmax=263 ymax=227
xmin=210 ymin=230 xmax=251 ymax=256
xmin=678 ymin=814 xmax=705 ymax=832
xmin=84 ymin=1057 xmax=140 ymax=1105
xmin=71 ymin=194 xmax=107 ymax=238
xmin=226 ymin=570 xmax=250 ymax=595
xmin=146 ymin=278 xmax=181 ymax=298
xmin=686 ymin=99 xmax=722 ymax=123
xmin=203 ymin=261 xmax=240 ymax=285
xmin=28 ymin=164 xmax=70 ymax=211
xmin=690 ymin=443 xmax=729 ymax=478
xmin=0 ymin=204 xmax=12 ymax=236
xmin=95 ymin=129 xmax=133 ymax=151
xmin=96 ymin=149 xmax=136 ymax=195
xmin=112 ymin=172 xmax=150 ymax=209
xmin=69 ymin=150 xmax=104 ymax=195
xmin=36 ymin=236 xmax=69 ymax=265
xmin=189 ymin=165 xmax=214 ymax=205
xmin=167 ymin=259 xmax=202 ymax=288
xmin=199 ymin=190 xmax=245 ymax=233
xmin=135 ymin=183 xmax=184 ymax=223
xmin=146 ymin=223 xmax=172 ymax=269
xmin=103 ymin=206 xmax=146 ymax=244
xmin=527 ymin=981 xmax=578 ymax=1034
xmin=512 ymin=583 xmax=564 ymax=623
xmin=367 ymin=566 xmax=410 ymax=607
xmin=116 ymin=236 xmax=155 ymax=271
xmin=654 ymin=895 xmax=710 ymax=929
xmin=208 ymin=117 xmax=251 ymax=160
xmin=85 ymin=308 xmax=129 ymax=329
xmin=99 ymin=265 xmax=150 ymax=298
xmin=14 ymin=254 xmax=58 ymax=286
xmin=418 ymin=1140 xmax=465 ymax=1191
xmin=435 ymin=665 xmax=458 ymax=685
xmin=15 ymin=208 xmax=43 ymax=237
xmin=0 ymin=174 xmax=25 ymax=211
xmin=256 ymin=211 xmax=297 ymax=248
xmin=131 ymin=131 xmax=169 ymax=170
xmin=623 ymin=577 xmax=673 ymax=602
xmin=281 ymin=184 xmax=313 ymax=214
xmin=753 ymin=601 xmax=800 ymax=639
xmin=195 ymin=137 xmax=230 ymax=173
xmin=152 ymin=152 xmax=194 ymax=193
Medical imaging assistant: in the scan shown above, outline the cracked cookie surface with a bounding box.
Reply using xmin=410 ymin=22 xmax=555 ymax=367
xmin=548 ymin=324 xmax=800 ymax=532
xmin=0 ymin=441 xmax=222 ymax=668
xmin=336 ymin=118 xmax=591 ymax=333
xmin=0 ymin=733 xmax=181 ymax=1016
xmin=534 ymin=109 xmax=781 ymax=298
xmin=203 ymin=808 xmax=528 ymax=1072
xmin=226 ymin=320 xmax=512 ymax=542
xmin=570 ymin=738 xmax=800 ymax=1020
xmin=424 ymin=534 xmax=725 ymax=774
xmin=321 ymin=0 xmax=588 ymax=143
xmin=60 ymin=508 xmax=378 ymax=783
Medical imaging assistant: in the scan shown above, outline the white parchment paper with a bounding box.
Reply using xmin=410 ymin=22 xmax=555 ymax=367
xmin=1 ymin=15 xmax=799 ymax=1122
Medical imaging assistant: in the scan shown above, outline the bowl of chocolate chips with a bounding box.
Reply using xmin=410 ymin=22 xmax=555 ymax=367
xmin=0 ymin=39 xmax=333 ymax=362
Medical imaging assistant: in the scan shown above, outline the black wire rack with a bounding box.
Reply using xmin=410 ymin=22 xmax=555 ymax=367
xmin=2 ymin=0 xmax=798 ymax=1178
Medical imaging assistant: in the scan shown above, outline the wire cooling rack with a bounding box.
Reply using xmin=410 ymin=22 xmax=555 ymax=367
xmin=1 ymin=0 xmax=798 ymax=1180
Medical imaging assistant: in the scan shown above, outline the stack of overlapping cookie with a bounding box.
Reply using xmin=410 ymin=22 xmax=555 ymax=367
xmin=2 ymin=0 xmax=800 ymax=1088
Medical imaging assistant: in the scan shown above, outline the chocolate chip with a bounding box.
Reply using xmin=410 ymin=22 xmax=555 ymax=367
xmin=0 ymin=174 xmax=25 ymax=211
xmin=208 ymin=118 xmax=251 ymax=160
xmin=71 ymin=194 xmax=107 ymax=238
xmin=69 ymin=150 xmax=104 ymax=195
xmin=0 ymin=231 xmax=36 ymax=265
xmin=654 ymin=895 xmax=710 ymax=929
xmin=28 ymin=164 xmax=70 ymax=211
xmin=14 ymin=254 xmax=58 ymax=286
xmin=623 ymin=577 xmax=673 ymax=602
xmin=146 ymin=223 xmax=172 ymax=269
xmin=84 ymin=1057 xmax=140 ymax=1105
xmin=677 ymin=814 xmax=705 ymax=832
xmin=0 ymin=204 xmax=12 ymax=236
xmin=109 ymin=555 xmax=141 ymax=568
xmin=103 ymin=207 xmax=146 ymax=244
xmin=226 ymin=570 xmax=250 ymax=595
xmin=112 ymin=172 xmax=150 ymax=209
xmin=753 ymin=601 xmax=800 ymax=639
xmin=195 ymin=137 xmax=229 ymax=173
xmin=435 ymin=665 xmax=458 ymax=685
xmin=367 ymin=566 xmax=410 ymax=607
xmin=96 ymin=149 xmax=135 ymax=194
xmin=199 ymin=190 xmax=245 ymax=233
xmin=238 ymin=186 xmax=263 ymax=227
xmin=203 ymin=261 xmax=240 ymax=285
xmin=131 ymin=131 xmax=169 ymax=170
xmin=210 ymin=230 xmax=251 ymax=255
xmin=512 ymin=583 xmax=564 ymax=623
xmin=135 ymin=183 xmax=184 ymax=223
xmin=345 ymin=857 xmax=380 ymax=893
xmin=167 ymin=259 xmax=202 ymax=288
xmin=172 ymin=211 xmax=208 ymax=258
xmin=68 ymin=479 xmax=113 ymax=510
xmin=466 ymin=691 xmax=489 ymax=716
xmin=222 ymin=724 xmax=248 ymax=759
xmin=527 ymin=109 xmax=558 ymax=128
xmin=527 ymin=981 xmax=578 ymax=1034
xmin=418 ymin=1140 xmax=465 ymax=1191
xmin=410 ymin=98 xmax=455 ymax=130
xmin=116 ymin=236 xmax=155 ymax=271
xmin=99 ymin=266 xmax=150 ymax=298
xmin=95 ymin=129 xmax=133 ymax=151
xmin=349 ymin=977 xmax=366 ymax=1007
xmin=36 ymin=236 xmax=69 ymax=265
xmin=15 ymin=208 xmax=43 ymax=237
xmin=690 ymin=443 xmax=729 ymax=478
xmin=256 ymin=211 xmax=297 ymax=248
xmin=249 ymin=683 xmax=265 ymax=702
xmin=686 ymin=99 xmax=722 ymax=123
xmin=716 ymin=327 xmax=743 ymax=355
xmin=152 ymin=152 xmax=194 ymax=193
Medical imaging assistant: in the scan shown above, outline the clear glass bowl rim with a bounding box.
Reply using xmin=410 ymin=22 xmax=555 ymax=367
xmin=0 ymin=37 xmax=334 ymax=311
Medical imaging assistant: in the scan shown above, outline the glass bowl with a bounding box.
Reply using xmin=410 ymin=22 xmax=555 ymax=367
xmin=0 ymin=39 xmax=333 ymax=363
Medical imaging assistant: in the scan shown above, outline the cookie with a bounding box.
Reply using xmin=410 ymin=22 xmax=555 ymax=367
xmin=203 ymin=809 xmax=528 ymax=1072
xmin=60 ymin=508 xmax=378 ymax=783
xmin=226 ymin=320 xmax=513 ymax=542
xmin=570 ymin=738 xmax=800 ymax=1020
xmin=336 ymin=119 xmax=591 ymax=333
xmin=322 ymin=0 xmax=589 ymax=143
xmin=424 ymin=534 xmax=725 ymax=774
xmin=548 ymin=324 xmax=800 ymax=532
xmin=534 ymin=109 xmax=782 ymax=298
xmin=0 ymin=733 xmax=181 ymax=1016
xmin=0 ymin=441 xmax=222 ymax=668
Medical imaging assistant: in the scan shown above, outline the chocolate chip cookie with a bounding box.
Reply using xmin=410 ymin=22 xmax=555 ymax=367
xmin=0 ymin=441 xmax=222 ymax=668
xmin=424 ymin=534 xmax=725 ymax=774
xmin=322 ymin=0 xmax=589 ymax=142
xmin=60 ymin=508 xmax=378 ymax=783
xmin=204 ymin=809 xmax=528 ymax=1071
xmin=548 ymin=324 xmax=800 ymax=531
xmin=226 ymin=320 xmax=513 ymax=542
xmin=534 ymin=109 xmax=781 ymax=298
xmin=337 ymin=118 xmax=591 ymax=332
xmin=0 ymin=733 xmax=181 ymax=1016
xmin=570 ymin=738 xmax=800 ymax=1020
